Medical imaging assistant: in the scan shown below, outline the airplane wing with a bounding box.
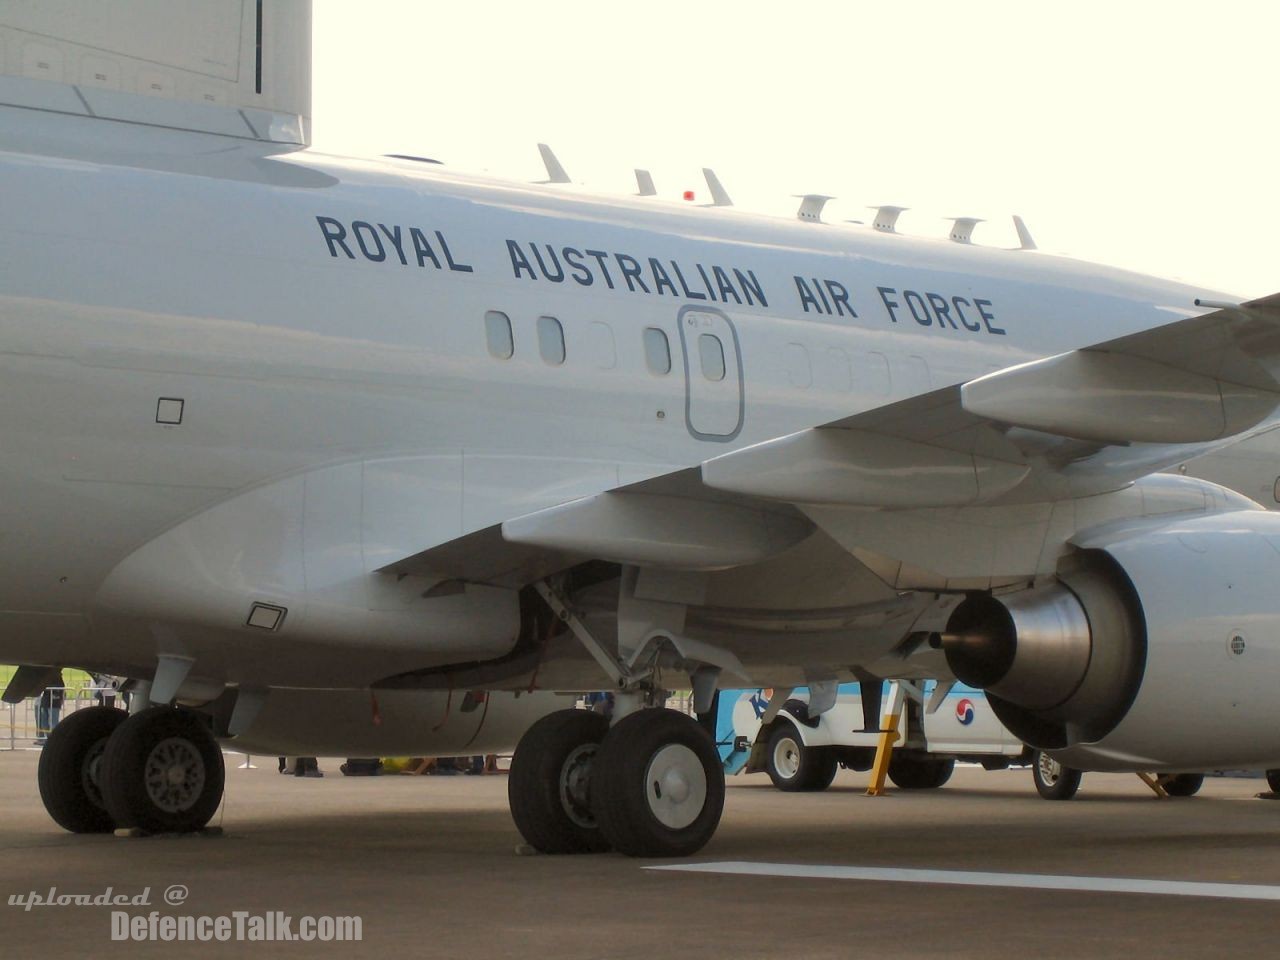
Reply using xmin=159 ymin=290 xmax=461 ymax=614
xmin=704 ymin=292 xmax=1280 ymax=507
xmin=383 ymin=293 xmax=1280 ymax=586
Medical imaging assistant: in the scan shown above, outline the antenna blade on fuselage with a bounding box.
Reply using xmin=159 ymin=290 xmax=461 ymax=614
xmin=795 ymin=195 xmax=834 ymax=222
xmin=1013 ymin=215 xmax=1037 ymax=250
xmin=702 ymin=168 xmax=733 ymax=206
xmin=537 ymin=143 xmax=571 ymax=183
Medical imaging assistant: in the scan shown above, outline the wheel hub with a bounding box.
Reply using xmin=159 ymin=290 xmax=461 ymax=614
xmin=772 ymin=736 xmax=801 ymax=780
xmin=558 ymin=742 xmax=598 ymax=829
xmin=143 ymin=737 xmax=206 ymax=814
xmin=80 ymin=739 xmax=108 ymax=810
xmin=1038 ymin=752 xmax=1062 ymax=785
xmin=645 ymin=744 xmax=707 ymax=830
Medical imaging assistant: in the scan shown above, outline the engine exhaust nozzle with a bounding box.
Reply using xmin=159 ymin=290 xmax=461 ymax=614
xmin=942 ymin=586 xmax=1092 ymax=712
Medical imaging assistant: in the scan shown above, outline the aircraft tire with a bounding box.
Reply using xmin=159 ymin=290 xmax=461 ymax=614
xmin=591 ymin=708 xmax=724 ymax=858
xmin=1268 ymin=769 xmax=1280 ymax=794
xmin=765 ymin=724 xmax=837 ymax=792
xmin=1032 ymin=749 xmax=1082 ymax=800
xmin=886 ymin=754 xmax=955 ymax=790
xmin=1163 ymin=774 xmax=1204 ymax=797
xmin=99 ymin=706 xmax=224 ymax=833
xmin=508 ymin=709 xmax=611 ymax=854
xmin=37 ymin=705 xmax=129 ymax=833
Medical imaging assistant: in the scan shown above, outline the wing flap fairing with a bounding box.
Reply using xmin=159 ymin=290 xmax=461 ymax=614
xmin=502 ymin=492 xmax=811 ymax=571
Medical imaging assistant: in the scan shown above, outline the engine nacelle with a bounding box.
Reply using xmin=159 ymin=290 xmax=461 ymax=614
xmin=939 ymin=508 xmax=1280 ymax=772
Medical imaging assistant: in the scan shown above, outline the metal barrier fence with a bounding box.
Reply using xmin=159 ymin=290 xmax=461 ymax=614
xmin=665 ymin=692 xmax=694 ymax=716
xmin=2 ymin=686 xmax=124 ymax=750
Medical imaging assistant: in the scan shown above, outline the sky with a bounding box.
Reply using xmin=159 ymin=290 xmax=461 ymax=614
xmin=311 ymin=1 xmax=1280 ymax=298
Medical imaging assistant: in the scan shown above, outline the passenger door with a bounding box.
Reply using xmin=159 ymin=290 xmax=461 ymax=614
xmin=677 ymin=306 xmax=744 ymax=441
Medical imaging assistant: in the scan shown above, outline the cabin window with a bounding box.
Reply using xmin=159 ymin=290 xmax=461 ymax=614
xmin=698 ymin=333 xmax=726 ymax=381
xmin=643 ymin=327 xmax=671 ymax=375
xmin=485 ymin=311 xmax=513 ymax=359
xmin=538 ymin=315 xmax=565 ymax=365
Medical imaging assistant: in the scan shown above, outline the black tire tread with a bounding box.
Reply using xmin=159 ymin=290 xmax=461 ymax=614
xmin=887 ymin=754 xmax=955 ymax=790
xmin=99 ymin=707 xmax=224 ymax=833
xmin=1032 ymin=750 xmax=1083 ymax=800
xmin=591 ymin=708 xmax=725 ymax=858
xmin=38 ymin=706 xmax=129 ymax=833
xmin=1163 ymin=773 xmax=1204 ymax=797
xmin=765 ymin=724 xmax=837 ymax=792
xmin=508 ymin=709 xmax=611 ymax=854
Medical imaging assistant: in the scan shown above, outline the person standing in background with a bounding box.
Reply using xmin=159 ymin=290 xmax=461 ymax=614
xmin=34 ymin=671 xmax=66 ymax=745
xmin=89 ymin=672 xmax=119 ymax=710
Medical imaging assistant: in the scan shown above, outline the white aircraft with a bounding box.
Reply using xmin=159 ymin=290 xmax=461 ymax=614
xmin=4 ymin=1 xmax=1280 ymax=857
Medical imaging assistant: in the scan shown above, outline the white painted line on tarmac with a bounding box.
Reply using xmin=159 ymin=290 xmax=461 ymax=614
xmin=645 ymin=862 xmax=1280 ymax=901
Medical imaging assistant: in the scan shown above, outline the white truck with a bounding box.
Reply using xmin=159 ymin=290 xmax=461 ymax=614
xmin=718 ymin=682 xmax=1230 ymax=799
xmin=718 ymin=682 xmax=1030 ymax=791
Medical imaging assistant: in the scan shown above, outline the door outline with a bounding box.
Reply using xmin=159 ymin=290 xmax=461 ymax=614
xmin=676 ymin=304 xmax=745 ymax=442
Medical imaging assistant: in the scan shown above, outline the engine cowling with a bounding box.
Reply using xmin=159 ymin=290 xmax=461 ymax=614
xmin=938 ymin=508 xmax=1280 ymax=772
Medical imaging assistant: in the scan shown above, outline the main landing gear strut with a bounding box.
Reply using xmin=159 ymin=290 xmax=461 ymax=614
xmin=508 ymin=578 xmax=728 ymax=857
xmin=38 ymin=704 xmax=225 ymax=835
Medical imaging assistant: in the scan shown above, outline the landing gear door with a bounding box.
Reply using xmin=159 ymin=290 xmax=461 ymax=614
xmin=678 ymin=306 xmax=744 ymax=442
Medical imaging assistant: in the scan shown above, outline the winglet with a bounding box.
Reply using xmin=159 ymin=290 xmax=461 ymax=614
xmin=870 ymin=205 xmax=907 ymax=233
xmin=796 ymin=195 xmax=835 ymax=222
xmin=703 ymin=168 xmax=733 ymax=206
xmin=947 ymin=217 xmax=984 ymax=244
xmin=537 ymin=143 xmax=571 ymax=183
xmin=635 ymin=169 xmax=657 ymax=196
xmin=1012 ymin=215 xmax=1037 ymax=250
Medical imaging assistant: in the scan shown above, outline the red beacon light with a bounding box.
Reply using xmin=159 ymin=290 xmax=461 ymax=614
xmin=683 ymin=190 xmax=695 ymax=201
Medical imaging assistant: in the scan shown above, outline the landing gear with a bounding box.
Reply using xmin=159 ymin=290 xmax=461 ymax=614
xmin=1032 ymin=749 xmax=1082 ymax=800
xmin=765 ymin=724 xmax=837 ymax=792
xmin=38 ymin=705 xmax=128 ymax=833
xmin=1163 ymin=774 xmax=1204 ymax=797
xmin=1268 ymin=769 xmax=1280 ymax=794
xmin=509 ymin=710 xmax=611 ymax=853
xmin=518 ymin=576 xmax=730 ymax=856
xmin=591 ymin=709 xmax=725 ymax=858
xmin=39 ymin=705 xmax=224 ymax=835
xmin=511 ymin=707 xmax=725 ymax=858
xmin=99 ymin=706 xmax=225 ymax=833
xmin=887 ymin=754 xmax=955 ymax=790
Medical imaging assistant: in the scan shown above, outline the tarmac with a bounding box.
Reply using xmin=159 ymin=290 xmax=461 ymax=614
xmin=1 ymin=748 xmax=1278 ymax=959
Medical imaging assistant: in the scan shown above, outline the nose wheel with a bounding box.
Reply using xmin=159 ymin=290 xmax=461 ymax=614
xmin=37 ymin=705 xmax=129 ymax=833
xmin=99 ymin=706 xmax=225 ymax=833
xmin=39 ymin=704 xmax=224 ymax=835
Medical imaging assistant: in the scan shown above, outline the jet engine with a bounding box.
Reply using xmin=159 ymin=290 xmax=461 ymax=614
xmin=936 ymin=508 xmax=1280 ymax=772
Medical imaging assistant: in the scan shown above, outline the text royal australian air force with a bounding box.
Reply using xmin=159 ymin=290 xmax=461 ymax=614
xmin=314 ymin=216 xmax=1006 ymax=336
